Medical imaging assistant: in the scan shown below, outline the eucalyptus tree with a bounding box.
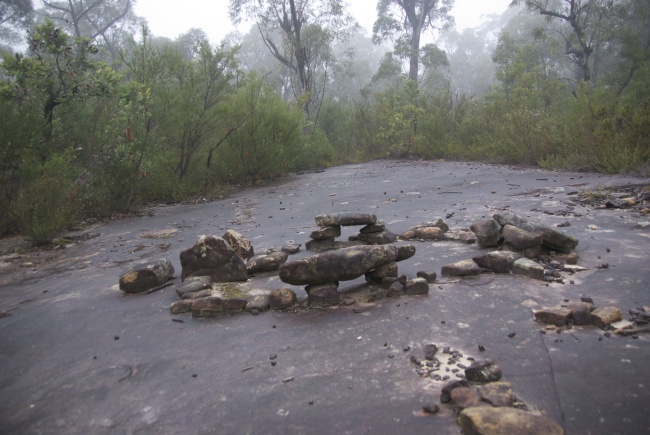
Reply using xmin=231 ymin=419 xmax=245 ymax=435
xmin=373 ymin=0 xmax=454 ymax=84
xmin=228 ymin=0 xmax=356 ymax=122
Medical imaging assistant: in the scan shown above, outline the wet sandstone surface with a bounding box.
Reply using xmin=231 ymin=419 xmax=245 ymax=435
xmin=0 ymin=160 xmax=648 ymax=434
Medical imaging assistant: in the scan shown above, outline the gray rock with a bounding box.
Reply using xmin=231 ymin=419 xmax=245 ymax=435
xmin=513 ymin=258 xmax=545 ymax=280
xmin=175 ymin=275 xmax=212 ymax=297
xmin=470 ymin=219 xmax=502 ymax=248
xmin=367 ymin=289 xmax=385 ymax=302
xmin=181 ymin=289 xmax=211 ymax=300
xmin=191 ymin=296 xmax=247 ymax=318
xmin=444 ymin=230 xmax=477 ymax=244
xmin=281 ymin=243 xmax=302 ymax=255
xmin=472 ymin=251 xmax=521 ymax=274
xmin=477 ymin=382 xmax=514 ymax=407
xmin=458 ymin=407 xmax=564 ymax=435
xmin=386 ymin=281 xmax=405 ymax=298
xmin=382 ymin=275 xmax=407 ymax=288
xmin=246 ymin=251 xmax=288 ymax=274
xmin=315 ymin=213 xmax=377 ymax=227
xmin=465 ymin=359 xmax=502 ymax=383
xmin=416 ymin=271 xmax=437 ymax=283
xmin=357 ymin=230 xmax=397 ymax=244
xmin=310 ymin=225 xmax=341 ymax=240
xmin=401 ymin=226 xmax=444 ymax=240
xmin=246 ymin=294 xmax=271 ymax=313
xmin=269 ymin=288 xmax=297 ymax=310
xmin=222 ymin=229 xmax=254 ymax=261
xmin=494 ymin=211 xmax=578 ymax=253
xmin=278 ymin=245 xmax=401 ymax=286
xmin=306 ymin=283 xmax=340 ymax=307
xmin=502 ymin=225 xmax=544 ymax=250
xmin=440 ymin=379 xmax=470 ymax=403
xmin=119 ymin=258 xmax=175 ymax=293
xmin=441 ymin=259 xmax=482 ymax=277
xmin=424 ymin=343 xmax=438 ymax=360
xmin=180 ymin=235 xmax=248 ymax=282
xmin=404 ymin=278 xmax=429 ymax=295
xmin=396 ymin=244 xmax=416 ymax=261
xmin=534 ymin=307 xmax=572 ymax=326
xmin=567 ymin=302 xmax=592 ymax=326
xmin=305 ymin=237 xmax=336 ymax=251
xmin=360 ymin=221 xmax=386 ymax=234
xmin=366 ymin=262 xmax=399 ymax=282
xmin=170 ymin=300 xmax=193 ymax=314
xmin=450 ymin=387 xmax=483 ymax=409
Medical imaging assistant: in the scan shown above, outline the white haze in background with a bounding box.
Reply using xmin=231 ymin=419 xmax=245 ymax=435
xmin=133 ymin=0 xmax=513 ymax=44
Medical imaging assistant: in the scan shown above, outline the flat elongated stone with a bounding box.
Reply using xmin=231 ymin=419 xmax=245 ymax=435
xmin=119 ymin=258 xmax=175 ymax=293
xmin=441 ymin=259 xmax=482 ymax=277
xmin=305 ymin=237 xmax=336 ymax=251
xmin=181 ymin=289 xmax=211 ymax=300
xmin=513 ymin=258 xmax=545 ymax=280
xmin=357 ymin=230 xmax=397 ymax=244
xmin=278 ymin=245 xmax=400 ymax=286
xmin=175 ymin=276 xmax=212 ymax=297
xmin=360 ymin=221 xmax=386 ymax=234
xmin=315 ymin=213 xmax=377 ymax=227
xmin=180 ymin=236 xmax=248 ymax=282
xmin=502 ymin=225 xmax=544 ymax=250
xmin=473 ymin=251 xmax=521 ymax=273
xmin=494 ymin=211 xmax=578 ymax=253
xmin=246 ymin=251 xmax=288 ymax=274
xmin=170 ymin=300 xmax=193 ymax=314
xmin=310 ymin=225 xmax=341 ymax=240
xmin=459 ymin=407 xmax=565 ymax=435
xmin=534 ymin=307 xmax=571 ymax=326
xmin=191 ymin=296 xmax=247 ymax=318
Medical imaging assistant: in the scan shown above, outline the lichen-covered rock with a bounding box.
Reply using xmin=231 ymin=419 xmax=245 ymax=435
xmin=222 ymin=229 xmax=254 ymax=261
xmin=269 ymin=288 xmax=297 ymax=310
xmin=170 ymin=300 xmax=193 ymax=314
xmin=306 ymin=283 xmax=339 ymax=307
xmin=119 ymin=258 xmax=175 ymax=293
xmin=441 ymin=259 xmax=482 ymax=277
xmin=404 ymin=277 xmax=429 ymax=295
xmin=465 ymin=359 xmax=502 ymax=383
xmin=278 ymin=245 xmax=401 ymax=286
xmin=180 ymin=235 xmax=248 ymax=282
xmin=534 ymin=307 xmax=572 ymax=326
xmin=246 ymin=251 xmax=288 ymax=274
xmin=315 ymin=213 xmax=377 ymax=227
xmin=470 ymin=219 xmax=502 ymax=248
xmin=591 ymin=306 xmax=622 ymax=328
xmin=191 ymin=296 xmax=247 ymax=318
xmin=357 ymin=230 xmax=397 ymax=244
xmin=246 ymin=294 xmax=271 ymax=313
xmin=502 ymin=225 xmax=544 ymax=250
xmin=458 ymin=407 xmax=565 ymax=435
xmin=513 ymin=258 xmax=545 ymax=280
xmin=494 ymin=211 xmax=578 ymax=253
xmin=477 ymin=382 xmax=514 ymax=407
xmin=473 ymin=251 xmax=521 ymax=274
xmin=310 ymin=225 xmax=341 ymax=240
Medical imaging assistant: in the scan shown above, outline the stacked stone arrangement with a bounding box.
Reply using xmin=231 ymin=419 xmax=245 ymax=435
xmin=306 ymin=213 xmax=397 ymax=250
xmin=442 ymin=211 xmax=580 ymax=282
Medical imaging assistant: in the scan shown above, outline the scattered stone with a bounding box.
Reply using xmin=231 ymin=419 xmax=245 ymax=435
xmin=366 ymin=262 xmax=399 ymax=282
xmin=502 ymin=225 xmax=544 ymax=250
xmin=470 ymin=219 xmax=502 ymax=247
xmin=458 ymin=407 xmax=564 ymax=435
xmin=180 ymin=235 xmax=248 ymax=282
xmin=222 ymin=229 xmax=254 ymax=261
xmin=422 ymin=404 xmax=440 ymax=415
xmin=175 ymin=276 xmax=212 ymax=297
xmin=246 ymin=294 xmax=271 ymax=313
xmin=591 ymin=306 xmax=622 ymax=328
xmin=404 ymin=278 xmax=429 ymax=295
xmin=402 ymin=226 xmax=445 ymax=240
xmin=472 ymin=251 xmax=521 ymax=274
xmin=441 ymin=259 xmax=482 ymax=277
xmin=170 ymin=300 xmax=193 ymax=314
xmin=386 ymin=281 xmax=405 ymax=298
xmin=315 ymin=213 xmax=377 ymax=227
xmin=534 ymin=307 xmax=572 ymax=326
xmin=191 ymin=296 xmax=247 ymax=318
xmin=512 ymin=258 xmax=545 ymax=280
xmin=281 ymin=243 xmax=302 ymax=255
xmin=465 ymin=359 xmax=502 ymax=383
xmin=424 ymin=344 xmax=438 ymax=360
xmin=307 ymin=283 xmax=340 ymax=307
xmin=367 ymin=289 xmax=385 ymax=302
xmin=416 ymin=271 xmax=437 ymax=283
xmin=555 ymin=252 xmax=578 ymax=265
xmin=269 ymin=288 xmax=297 ymax=310
xmin=246 ymin=251 xmax=288 ymax=274
xmin=494 ymin=211 xmax=578 ymax=253
xmin=119 ymin=258 xmax=175 ymax=293
xmin=477 ymin=382 xmax=514 ymax=407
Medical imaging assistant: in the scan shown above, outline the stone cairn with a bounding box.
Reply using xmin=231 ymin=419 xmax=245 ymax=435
xmin=305 ymin=212 xmax=397 ymax=250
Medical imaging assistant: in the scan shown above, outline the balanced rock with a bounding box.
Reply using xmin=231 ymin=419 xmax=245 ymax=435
xmin=473 ymin=251 xmax=521 ymax=273
xmin=494 ymin=211 xmax=578 ymax=253
xmin=441 ymin=259 xmax=482 ymax=277
xmin=222 ymin=229 xmax=254 ymax=261
xmin=470 ymin=219 xmax=502 ymax=248
xmin=278 ymin=245 xmax=403 ymax=286
xmin=119 ymin=258 xmax=174 ymax=293
xmin=180 ymin=235 xmax=248 ymax=282
xmin=502 ymin=225 xmax=544 ymax=250
xmin=315 ymin=213 xmax=377 ymax=227
xmin=458 ymin=407 xmax=565 ymax=435
xmin=246 ymin=251 xmax=288 ymax=274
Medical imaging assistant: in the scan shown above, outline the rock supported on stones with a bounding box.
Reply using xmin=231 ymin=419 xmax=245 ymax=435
xmin=470 ymin=219 xmax=502 ymax=248
xmin=494 ymin=211 xmax=578 ymax=253
xmin=472 ymin=251 xmax=521 ymax=274
xmin=180 ymin=235 xmax=248 ymax=282
xmin=458 ymin=407 xmax=565 ymax=435
xmin=246 ymin=251 xmax=288 ymax=274
xmin=119 ymin=258 xmax=175 ymax=293
xmin=315 ymin=213 xmax=377 ymax=227
xmin=222 ymin=229 xmax=254 ymax=261
xmin=310 ymin=225 xmax=341 ymax=240
xmin=278 ymin=245 xmax=408 ymax=286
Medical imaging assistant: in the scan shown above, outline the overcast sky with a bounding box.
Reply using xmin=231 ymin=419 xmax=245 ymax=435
xmin=133 ymin=0 xmax=513 ymax=44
